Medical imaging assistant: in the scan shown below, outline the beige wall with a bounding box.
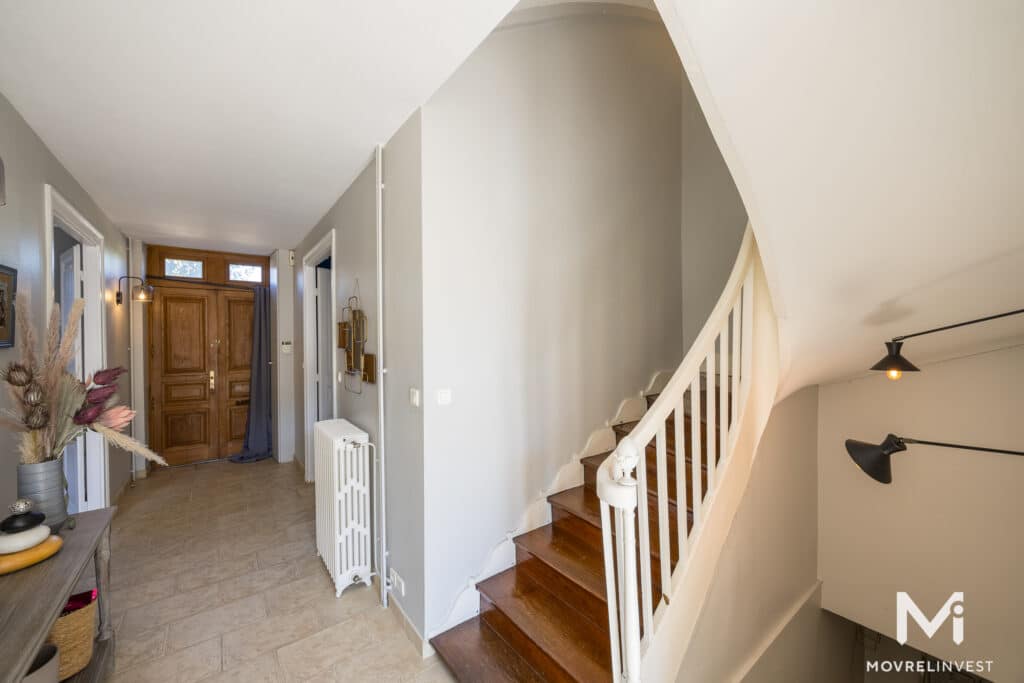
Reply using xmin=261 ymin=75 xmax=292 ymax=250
xmin=0 ymin=90 xmax=132 ymax=505
xmin=676 ymin=387 xmax=856 ymax=682
xmin=419 ymin=5 xmax=684 ymax=636
xmin=680 ymin=72 xmax=747 ymax=350
xmin=818 ymin=344 xmax=1024 ymax=680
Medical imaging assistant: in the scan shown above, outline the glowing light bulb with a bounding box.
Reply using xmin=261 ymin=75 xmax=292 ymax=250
xmin=886 ymin=369 xmax=902 ymax=381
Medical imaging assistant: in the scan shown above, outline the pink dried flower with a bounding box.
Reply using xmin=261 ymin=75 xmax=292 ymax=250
xmin=96 ymin=406 xmax=135 ymax=432
xmin=73 ymin=403 xmax=104 ymax=425
xmin=91 ymin=368 xmax=126 ymax=387
xmin=85 ymin=385 xmax=117 ymax=405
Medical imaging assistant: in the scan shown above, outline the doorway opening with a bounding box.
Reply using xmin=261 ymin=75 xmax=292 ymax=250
xmin=144 ymin=245 xmax=269 ymax=466
xmin=301 ymin=230 xmax=336 ymax=482
xmin=44 ymin=185 xmax=108 ymax=512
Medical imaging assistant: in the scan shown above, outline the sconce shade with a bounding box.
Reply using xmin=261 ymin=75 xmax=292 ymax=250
xmin=844 ymin=433 xmax=907 ymax=484
xmin=131 ymin=283 xmax=154 ymax=303
xmin=870 ymin=341 xmax=919 ymax=380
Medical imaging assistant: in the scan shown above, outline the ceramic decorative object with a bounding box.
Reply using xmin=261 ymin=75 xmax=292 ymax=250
xmin=0 ymin=536 xmax=63 ymax=575
xmin=1 ymin=498 xmax=46 ymax=533
xmin=16 ymin=460 xmax=66 ymax=533
xmin=0 ymin=524 xmax=50 ymax=554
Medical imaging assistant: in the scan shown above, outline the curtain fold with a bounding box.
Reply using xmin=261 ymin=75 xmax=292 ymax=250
xmin=230 ymin=286 xmax=273 ymax=463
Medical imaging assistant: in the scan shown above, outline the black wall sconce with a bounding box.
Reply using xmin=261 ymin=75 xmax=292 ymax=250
xmin=845 ymin=434 xmax=1024 ymax=484
xmin=116 ymin=276 xmax=154 ymax=305
xmin=872 ymin=307 xmax=1024 ymax=380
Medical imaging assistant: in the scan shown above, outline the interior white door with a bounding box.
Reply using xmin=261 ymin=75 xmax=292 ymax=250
xmin=59 ymin=245 xmax=87 ymax=514
xmin=315 ymin=266 xmax=334 ymax=421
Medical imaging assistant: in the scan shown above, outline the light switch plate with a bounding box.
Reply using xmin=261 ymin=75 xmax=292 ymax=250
xmin=409 ymin=387 xmax=421 ymax=408
xmin=436 ymin=389 xmax=452 ymax=406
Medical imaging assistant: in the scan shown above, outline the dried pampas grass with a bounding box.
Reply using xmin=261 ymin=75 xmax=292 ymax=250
xmin=91 ymin=423 xmax=167 ymax=466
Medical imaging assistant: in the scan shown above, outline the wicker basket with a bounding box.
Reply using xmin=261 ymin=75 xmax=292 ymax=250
xmin=47 ymin=599 xmax=95 ymax=680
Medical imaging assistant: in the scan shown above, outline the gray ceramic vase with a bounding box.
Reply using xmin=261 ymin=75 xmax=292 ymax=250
xmin=17 ymin=460 xmax=67 ymax=532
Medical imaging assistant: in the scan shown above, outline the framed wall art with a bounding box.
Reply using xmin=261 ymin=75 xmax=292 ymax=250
xmin=0 ymin=264 xmax=17 ymax=348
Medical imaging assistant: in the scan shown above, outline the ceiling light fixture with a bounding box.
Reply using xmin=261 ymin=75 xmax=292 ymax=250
xmin=116 ymin=276 xmax=154 ymax=305
xmin=872 ymin=307 xmax=1024 ymax=380
xmin=845 ymin=434 xmax=1024 ymax=484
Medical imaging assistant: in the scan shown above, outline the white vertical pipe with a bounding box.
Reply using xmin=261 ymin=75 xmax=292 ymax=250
xmin=374 ymin=144 xmax=389 ymax=608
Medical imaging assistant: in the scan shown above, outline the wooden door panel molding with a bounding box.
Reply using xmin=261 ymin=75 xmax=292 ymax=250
xmin=163 ymin=410 xmax=209 ymax=448
xmin=225 ymin=297 xmax=254 ymax=372
xmin=164 ymin=382 xmax=209 ymax=403
xmin=218 ymin=290 xmax=254 ymax=457
xmin=162 ymin=296 xmax=210 ymax=373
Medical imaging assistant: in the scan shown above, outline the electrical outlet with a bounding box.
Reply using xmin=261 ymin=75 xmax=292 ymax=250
xmin=389 ymin=568 xmax=406 ymax=597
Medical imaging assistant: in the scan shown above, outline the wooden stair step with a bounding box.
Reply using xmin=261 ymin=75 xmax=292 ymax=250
xmin=478 ymin=565 xmax=612 ymax=683
xmin=548 ymin=485 xmax=684 ymax=565
xmin=430 ymin=616 xmax=545 ymax=683
xmin=581 ymin=449 xmax=707 ymax=505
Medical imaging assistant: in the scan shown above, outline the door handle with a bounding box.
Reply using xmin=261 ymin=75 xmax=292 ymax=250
xmin=209 ymin=370 xmax=215 ymax=390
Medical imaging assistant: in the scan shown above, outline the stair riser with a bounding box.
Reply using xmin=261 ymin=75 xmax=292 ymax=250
xmin=515 ymin=548 xmax=609 ymax=628
xmin=479 ymin=597 xmax=586 ymax=683
xmin=550 ymin=498 xmax=681 ymax=569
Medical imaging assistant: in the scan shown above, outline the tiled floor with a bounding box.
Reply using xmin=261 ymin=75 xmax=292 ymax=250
xmin=108 ymin=458 xmax=454 ymax=682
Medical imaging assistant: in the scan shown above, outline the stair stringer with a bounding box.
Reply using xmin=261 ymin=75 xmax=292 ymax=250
xmin=642 ymin=258 xmax=780 ymax=682
xmin=429 ymin=369 xmax=674 ymax=638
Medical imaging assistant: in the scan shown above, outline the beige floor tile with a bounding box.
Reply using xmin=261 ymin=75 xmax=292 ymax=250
xmin=167 ymin=594 xmax=267 ymax=651
xmin=175 ymin=553 xmax=259 ymax=593
xmin=120 ymin=583 xmax=223 ymax=637
xmin=264 ymin=572 xmax=334 ymax=617
xmin=203 ymin=652 xmax=284 ymax=682
xmin=111 ymin=635 xmax=221 ymax=683
xmin=331 ymin=633 xmax=431 ymax=682
xmin=311 ymin=583 xmax=381 ymax=629
xmin=110 ymin=574 xmax=178 ymax=613
xmin=222 ymin=609 xmax=320 ymax=669
xmin=276 ymin=619 xmax=374 ymax=681
xmin=114 ymin=624 xmax=168 ymax=672
xmin=411 ymin=662 xmax=458 ymax=683
xmin=217 ymin=560 xmax=300 ymax=604
xmin=257 ymin=537 xmax=316 ymax=569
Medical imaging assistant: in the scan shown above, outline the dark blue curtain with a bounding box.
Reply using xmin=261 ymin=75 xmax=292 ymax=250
xmin=231 ymin=286 xmax=273 ymax=463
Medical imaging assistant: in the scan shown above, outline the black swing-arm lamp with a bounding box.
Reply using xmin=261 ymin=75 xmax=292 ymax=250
xmin=872 ymin=307 xmax=1024 ymax=380
xmin=845 ymin=434 xmax=1024 ymax=484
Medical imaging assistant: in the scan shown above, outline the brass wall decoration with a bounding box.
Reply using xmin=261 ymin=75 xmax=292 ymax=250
xmin=340 ymin=292 xmax=376 ymax=394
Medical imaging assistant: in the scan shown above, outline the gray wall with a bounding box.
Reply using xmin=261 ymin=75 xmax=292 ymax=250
xmin=818 ymin=345 xmax=1024 ymax=680
xmin=292 ymin=159 xmax=380 ymax=462
xmin=681 ymin=72 xmax=747 ymax=349
xmin=418 ymin=6 xmax=684 ymax=636
xmin=677 ymin=387 xmax=857 ymax=682
xmin=270 ymin=248 xmax=295 ymax=463
xmin=0 ymin=89 xmax=132 ymax=506
xmin=382 ymin=112 xmax=427 ymax=634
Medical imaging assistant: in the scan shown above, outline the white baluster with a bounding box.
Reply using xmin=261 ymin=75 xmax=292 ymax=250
xmin=690 ymin=377 xmax=703 ymax=530
xmin=731 ymin=303 xmax=740 ymax=434
xmin=600 ymin=501 xmax=623 ymax=683
xmin=720 ymin=323 xmax=730 ymax=462
xmin=674 ymin=399 xmax=689 ymax=569
xmin=619 ymin=504 xmax=642 ymax=683
xmin=741 ymin=272 xmax=754 ymax=400
xmin=706 ymin=346 xmax=716 ymax=494
xmin=655 ymin=423 xmax=671 ymax=600
xmin=635 ymin=440 xmax=654 ymax=641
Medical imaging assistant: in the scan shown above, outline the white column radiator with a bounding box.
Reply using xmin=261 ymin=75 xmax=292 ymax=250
xmin=314 ymin=419 xmax=374 ymax=597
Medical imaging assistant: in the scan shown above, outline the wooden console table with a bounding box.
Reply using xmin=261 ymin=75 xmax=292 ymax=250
xmin=0 ymin=507 xmax=115 ymax=683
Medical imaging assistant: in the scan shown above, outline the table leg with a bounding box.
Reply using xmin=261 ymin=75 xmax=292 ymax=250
xmin=94 ymin=525 xmax=112 ymax=641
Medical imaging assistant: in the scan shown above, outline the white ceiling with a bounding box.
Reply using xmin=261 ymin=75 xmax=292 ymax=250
xmin=0 ymin=0 xmax=517 ymax=254
xmin=657 ymin=0 xmax=1024 ymax=392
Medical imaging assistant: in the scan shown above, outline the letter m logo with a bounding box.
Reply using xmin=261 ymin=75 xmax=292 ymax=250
xmin=896 ymin=592 xmax=964 ymax=645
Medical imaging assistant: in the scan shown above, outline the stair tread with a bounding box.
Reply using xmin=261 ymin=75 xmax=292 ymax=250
xmin=478 ymin=566 xmax=611 ymax=683
xmin=430 ymin=616 xmax=546 ymax=683
xmin=514 ymin=522 xmax=606 ymax=602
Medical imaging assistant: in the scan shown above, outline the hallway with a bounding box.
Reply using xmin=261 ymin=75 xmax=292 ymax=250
xmin=108 ymin=459 xmax=451 ymax=682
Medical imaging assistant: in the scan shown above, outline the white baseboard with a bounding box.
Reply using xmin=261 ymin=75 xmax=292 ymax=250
xmin=388 ymin=593 xmax=436 ymax=660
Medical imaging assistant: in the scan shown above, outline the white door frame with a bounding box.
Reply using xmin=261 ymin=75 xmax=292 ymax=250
xmin=43 ymin=185 xmax=109 ymax=510
xmin=302 ymin=230 xmax=336 ymax=482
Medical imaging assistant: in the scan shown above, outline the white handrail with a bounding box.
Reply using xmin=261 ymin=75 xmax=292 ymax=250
xmin=596 ymin=227 xmax=758 ymax=682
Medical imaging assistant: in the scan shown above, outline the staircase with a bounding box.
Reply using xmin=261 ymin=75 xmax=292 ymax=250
xmin=431 ymin=393 xmax=721 ymax=682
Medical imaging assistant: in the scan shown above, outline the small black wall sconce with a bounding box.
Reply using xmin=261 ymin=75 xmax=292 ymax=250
xmin=871 ymin=307 xmax=1024 ymax=380
xmin=116 ymin=276 xmax=154 ymax=305
xmin=845 ymin=434 xmax=1024 ymax=484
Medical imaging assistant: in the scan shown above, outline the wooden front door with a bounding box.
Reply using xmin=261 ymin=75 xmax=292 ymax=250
xmin=149 ymin=285 xmax=254 ymax=465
